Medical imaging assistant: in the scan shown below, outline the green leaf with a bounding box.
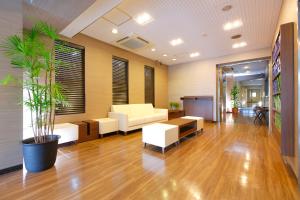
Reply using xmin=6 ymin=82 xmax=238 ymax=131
xmin=0 ymin=74 xmax=18 ymax=86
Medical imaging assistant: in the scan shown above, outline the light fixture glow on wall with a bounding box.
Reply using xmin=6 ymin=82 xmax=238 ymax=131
xmin=232 ymin=41 xmax=247 ymax=49
xmin=134 ymin=12 xmax=153 ymax=25
xmin=223 ymin=20 xmax=243 ymax=31
xmin=190 ymin=52 xmax=200 ymax=58
xmin=170 ymin=38 xmax=183 ymax=46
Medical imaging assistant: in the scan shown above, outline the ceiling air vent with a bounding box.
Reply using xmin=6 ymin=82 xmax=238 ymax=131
xmin=116 ymin=34 xmax=150 ymax=50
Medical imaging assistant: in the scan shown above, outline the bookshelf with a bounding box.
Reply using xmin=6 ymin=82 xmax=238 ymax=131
xmin=271 ymin=22 xmax=295 ymax=156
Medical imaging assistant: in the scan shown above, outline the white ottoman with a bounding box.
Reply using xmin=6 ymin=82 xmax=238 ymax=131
xmin=181 ymin=116 xmax=204 ymax=132
xmin=23 ymin=123 xmax=79 ymax=144
xmin=94 ymin=118 xmax=118 ymax=138
xmin=142 ymin=123 xmax=178 ymax=153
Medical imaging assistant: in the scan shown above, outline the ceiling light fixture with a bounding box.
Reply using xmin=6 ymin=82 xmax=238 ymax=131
xmin=163 ymin=54 xmax=167 ymax=57
xmin=112 ymin=28 xmax=118 ymax=34
xmin=172 ymin=58 xmax=177 ymax=61
xmin=170 ymin=38 xmax=183 ymax=46
xmin=232 ymin=41 xmax=247 ymax=49
xmin=190 ymin=52 xmax=200 ymax=58
xmin=151 ymin=48 xmax=156 ymax=52
xmin=134 ymin=12 xmax=153 ymax=25
xmin=244 ymin=66 xmax=249 ymax=69
xmin=223 ymin=20 xmax=243 ymax=31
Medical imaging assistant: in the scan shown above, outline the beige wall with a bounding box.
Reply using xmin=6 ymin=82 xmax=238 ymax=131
xmin=0 ymin=0 xmax=23 ymax=170
xmin=55 ymin=34 xmax=168 ymax=123
xmin=168 ymin=48 xmax=271 ymax=121
xmin=271 ymin=0 xmax=299 ymax=179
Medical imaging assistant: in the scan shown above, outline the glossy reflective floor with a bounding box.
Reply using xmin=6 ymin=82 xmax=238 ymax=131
xmin=0 ymin=114 xmax=299 ymax=200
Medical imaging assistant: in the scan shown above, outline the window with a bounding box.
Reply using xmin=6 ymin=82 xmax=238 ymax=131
xmin=144 ymin=66 xmax=155 ymax=105
xmin=112 ymin=57 xmax=128 ymax=105
xmin=54 ymin=40 xmax=85 ymax=115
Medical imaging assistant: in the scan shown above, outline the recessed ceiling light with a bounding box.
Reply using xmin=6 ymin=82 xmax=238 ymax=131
xmin=151 ymin=48 xmax=156 ymax=52
xmin=172 ymin=58 xmax=177 ymax=61
xmin=231 ymin=34 xmax=242 ymax=39
xmin=163 ymin=54 xmax=167 ymax=57
xmin=134 ymin=12 xmax=153 ymax=25
xmin=222 ymin=5 xmax=233 ymax=11
xmin=244 ymin=66 xmax=249 ymax=69
xmin=170 ymin=38 xmax=183 ymax=46
xmin=190 ymin=52 xmax=200 ymax=58
xmin=112 ymin=28 xmax=118 ymax=34
xmin=232 ymin=41 xmax=247 ymax=49
xmin=223 ymin=20 xmax=243 ymax=31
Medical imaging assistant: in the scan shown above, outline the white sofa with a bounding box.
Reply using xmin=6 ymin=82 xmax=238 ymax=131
xmin=108 ymin=104 xmax=168 ymax=134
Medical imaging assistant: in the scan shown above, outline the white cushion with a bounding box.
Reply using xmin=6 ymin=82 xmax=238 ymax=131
xmin=142 ymin=123 xmax=178 ymax=148
xmin=94 ymin=118 xmax=118 ymax=134
xmin=130 ymin=104 xmax=154 ymax=117
xmin=181 ymin=116 xmax=204 ymax=131
xmin=111 ymin=105 xmax=132 ymax=116
xmin=23 ymin=123 xmax=78 ymax=144
xmin=128 ymin=117 xmax=145 ymax=127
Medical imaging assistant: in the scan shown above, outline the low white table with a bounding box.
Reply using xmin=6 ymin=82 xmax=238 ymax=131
xmin=93 ymin=118 xmax=118 ymax=138
xmin=181 ymin=116 xmax=204 ymax=132
xmin=142 ymin=123 xmax=178 ymax=153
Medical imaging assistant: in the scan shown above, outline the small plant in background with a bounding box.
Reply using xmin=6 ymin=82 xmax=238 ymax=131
xmin=231 ymin=84 xmax=240 ymax=114
xmin=169 ymin=102 xmax=180 ymax=110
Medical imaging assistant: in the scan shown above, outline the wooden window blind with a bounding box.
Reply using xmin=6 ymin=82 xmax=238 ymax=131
xmin=144 ymin=66 xmax=155 ymax=106
xmin=54 ymin=40 xmax=85 ymax=115
xmin=112 ymin=57 xmax=128 ymax=105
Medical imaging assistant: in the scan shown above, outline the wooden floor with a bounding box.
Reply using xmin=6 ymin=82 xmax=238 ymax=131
xmin=0 ymin=114 xmax=299 ymax=200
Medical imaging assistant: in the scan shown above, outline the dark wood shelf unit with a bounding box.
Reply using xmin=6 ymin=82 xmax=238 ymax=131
xmin=181 ymin=96 xmax=214 ymax=121
xmin=168 ymin=110 xmax=185 ymax=120
xmin=271 ymin=22 xmax=295 ymax=157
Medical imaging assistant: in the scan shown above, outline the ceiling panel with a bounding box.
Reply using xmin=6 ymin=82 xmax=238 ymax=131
xmin=81 ymin=0 xmax=282 ymax=65
xmin=23 ymin=0 xmax=96 ymax=31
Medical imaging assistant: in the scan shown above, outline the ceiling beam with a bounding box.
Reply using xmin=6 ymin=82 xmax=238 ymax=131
xmin=60 ymin=0 xmax=122 ymax=38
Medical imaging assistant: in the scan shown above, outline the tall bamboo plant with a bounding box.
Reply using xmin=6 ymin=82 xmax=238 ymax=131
xmin=0 ymin=22 xmax=68 ymax=143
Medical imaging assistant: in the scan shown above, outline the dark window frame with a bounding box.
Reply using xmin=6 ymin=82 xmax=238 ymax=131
xmin=54 ymin=40 xmax=86 ymax=115
xmin=144 ymin=65 xmax=155 ymax=106
xmin=112 ymin=56 xmax=129 ymax=105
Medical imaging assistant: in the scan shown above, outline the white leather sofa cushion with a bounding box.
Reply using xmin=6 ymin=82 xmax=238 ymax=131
xmin=111 ymin=104 xmax=133 ymax=116
xmin=128 ymin=117 xmax=145 ymax=127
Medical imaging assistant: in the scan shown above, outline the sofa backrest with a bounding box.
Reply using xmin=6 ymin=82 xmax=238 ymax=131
xmin=111 ymin=104 xmax=154 ymax=117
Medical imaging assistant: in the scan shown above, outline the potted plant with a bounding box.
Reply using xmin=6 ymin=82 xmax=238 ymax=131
xmin=0 ymin=22 xmax=68 ymax=172
xmin=169 ymin=102 xmax=180 ymax=110
xmin=231 ymin=84 xmax=240 ymax=114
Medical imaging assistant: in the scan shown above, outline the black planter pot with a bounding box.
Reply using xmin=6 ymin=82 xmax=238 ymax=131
xmin=22 ymin=135 xmax=60 ymax=173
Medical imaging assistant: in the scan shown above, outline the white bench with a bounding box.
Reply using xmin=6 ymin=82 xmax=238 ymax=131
xmin=142 ymin=123 xmax=178 ymax=153
xmin=93 ymin=118 xmax=119 ymax=138
xmin=181 ymin=116 xmax=204 ymax=132
xmin=23 ymin=123 xmax=79 ymax=144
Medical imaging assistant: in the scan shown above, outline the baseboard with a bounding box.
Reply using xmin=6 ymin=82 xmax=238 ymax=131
xmin=0 ymin=164 xmax=23 ymax=175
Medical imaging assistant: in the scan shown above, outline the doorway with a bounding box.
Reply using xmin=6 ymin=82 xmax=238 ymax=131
xmin=216 ymin=57 xmax=270 ymax=123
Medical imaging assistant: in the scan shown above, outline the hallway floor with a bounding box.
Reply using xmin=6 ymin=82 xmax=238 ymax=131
xmin=0 ymin=115 xmax=299 ymax=200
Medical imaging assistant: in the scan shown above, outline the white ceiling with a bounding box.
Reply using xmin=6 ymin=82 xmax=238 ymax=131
xmin=80 ymin=0 xmax=282 ymax=65
xmin=23 ymin=0 xmax=96 ymax=31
